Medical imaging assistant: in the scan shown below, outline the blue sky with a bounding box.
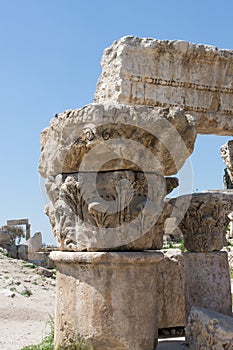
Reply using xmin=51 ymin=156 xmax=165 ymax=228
xmin=0 ymin=0 xmax=232 ymax=244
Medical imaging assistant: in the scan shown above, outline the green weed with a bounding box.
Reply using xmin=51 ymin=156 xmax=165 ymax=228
xmin=22 ymin=262 xmax=37 ymax=269
xmin=163 ymin=239 xmax=187 ymax=252
xmin=177 ymin=239 xmax=187 ymax=252
xmin=21 ymin=321 xmax=92 ymax=350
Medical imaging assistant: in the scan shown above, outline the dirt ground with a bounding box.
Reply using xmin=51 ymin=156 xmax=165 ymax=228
xmin=0 ymin=251 xmax=55 ymax=350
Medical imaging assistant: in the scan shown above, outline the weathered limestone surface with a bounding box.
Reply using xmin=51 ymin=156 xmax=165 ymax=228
xmin=51 ymin=251 xmax=164 ymax=350
xmin=0 ymin=244 xmax=28 ymax=260
xmin=168 ymin=192 xmax=233 ymax=252
xmin=186 ymin=306 xmax=233 ymax=350
xmin=39 ymin=103 xmax=195 ymax=251
xmin=17 ymin=244 xmax=28 ymax=261
xmin=0 ymin=244 xmax=17 ymax=259
xmin=221 ymin=140 xmax=233 ymax=183
xmin=95 ymin=36 xmax=233 ymax=135
xmin=183 ymin=252 xmax=232 ymax=321
xmin=27 ymin=251 xmax=46 ymax=263
xmin=39 ymin=103 xmax=196 ymax=178
xmin=228 ymin=250 xmax=233 ymax=269
xmin=157 ymin=249 xmax=185 ymax=329
xmin=0 ymin=232 xmax=11 ymax=245
xmin=45 ymin=171 xmax=176 ymax=251
xmin=25 ymin=232 xmax=42 ymax=253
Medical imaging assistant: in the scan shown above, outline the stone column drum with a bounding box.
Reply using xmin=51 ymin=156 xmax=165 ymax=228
xmin=51 ymin=251 xmax=163 ymax=350
xmin=168 ymin=192 xmax=233 ymax=322
xmin=183 ymin=251 xmax=232 ymax=322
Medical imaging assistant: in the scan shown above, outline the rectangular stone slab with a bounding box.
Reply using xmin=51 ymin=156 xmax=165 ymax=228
xmin=95 ymin=36 xmax=233 ymax=135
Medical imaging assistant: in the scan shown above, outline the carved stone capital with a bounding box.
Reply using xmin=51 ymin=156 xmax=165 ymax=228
xmin=39 ymin=102 xmax=196 ymax=251
xmin=169 ymin=192 xmax=233 ymax=252
xmin=45 ymin=170 xmax=175 ymax=251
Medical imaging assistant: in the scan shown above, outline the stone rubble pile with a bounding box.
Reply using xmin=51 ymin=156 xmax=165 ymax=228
xmin=0 ymin=249 xmax=56 ymax=300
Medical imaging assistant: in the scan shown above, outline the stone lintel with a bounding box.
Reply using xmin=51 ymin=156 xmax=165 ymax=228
xmin=7 ymin=219 xmax=29 ymax=226
xmin=94 ymin=36 xmax=233 ymax=136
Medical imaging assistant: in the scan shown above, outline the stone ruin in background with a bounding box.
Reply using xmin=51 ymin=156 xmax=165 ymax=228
xmin=221 ymin=140 xmax=233 ymax=189
xmin=0 ymin=218 xmax=31 ymax=260
xmin=39 ymin=36 xmax=233 ymax=350
xmin=0 ymin=220 xmax=53 ymax=267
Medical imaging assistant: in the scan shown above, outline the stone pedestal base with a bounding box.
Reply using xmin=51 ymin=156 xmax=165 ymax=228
xmin=183 ymin=251 xmax=232 ymax=322
xmin=50 ymin=251 xmax=164 ymax=350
